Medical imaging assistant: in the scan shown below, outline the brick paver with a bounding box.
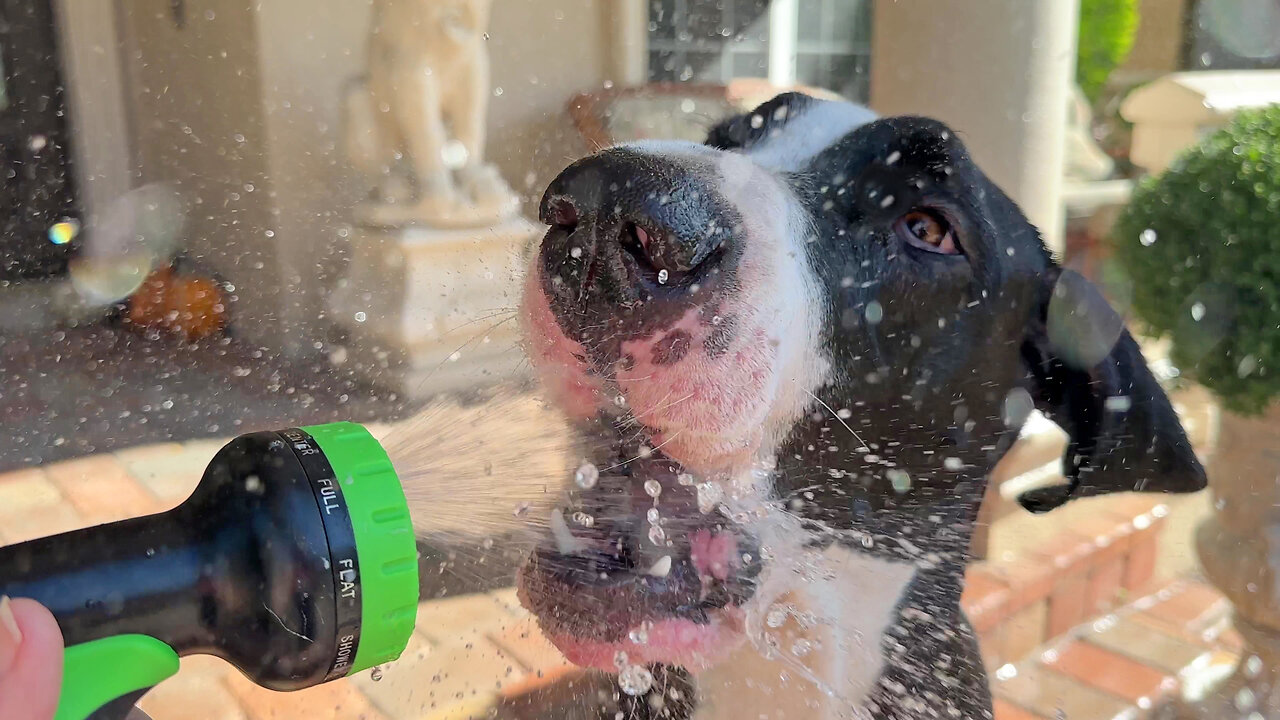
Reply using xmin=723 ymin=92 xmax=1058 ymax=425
xmin=43 ymin=453 xmax=162 ymax=523
xmin=0 ymin=425 xmax=1232 ymax=719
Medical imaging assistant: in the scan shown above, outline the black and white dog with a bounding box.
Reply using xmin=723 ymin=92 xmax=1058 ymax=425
xmin=514 ymin=93 xmax=1206 ymax=719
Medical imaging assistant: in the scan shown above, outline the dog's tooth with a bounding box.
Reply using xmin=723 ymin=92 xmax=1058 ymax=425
xmin=549 ymin=508 xmax=587 ymax=555
xmin=646 ymin=555 xmax=673 ymax=578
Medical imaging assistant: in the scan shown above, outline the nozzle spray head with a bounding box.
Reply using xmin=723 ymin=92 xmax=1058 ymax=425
xmin=301 ymin=422 xmax=419 ymax=677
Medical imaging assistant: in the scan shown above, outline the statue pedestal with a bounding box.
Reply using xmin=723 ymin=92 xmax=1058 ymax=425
xmin=328 ymin=218 xmax=538 ymax=399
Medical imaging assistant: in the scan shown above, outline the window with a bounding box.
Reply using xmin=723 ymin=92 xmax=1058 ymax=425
xmin=1185 ymin=0 xmax=1280 ymax=70
xmin=647 ymin=0 xmax=873 ymax=101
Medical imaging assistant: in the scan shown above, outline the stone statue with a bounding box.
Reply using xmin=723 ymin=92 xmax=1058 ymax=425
xmin=1064 ymin=86 xmax=1115 ymax=182
xmin=343 ymin=0 xmax=518 ymax=228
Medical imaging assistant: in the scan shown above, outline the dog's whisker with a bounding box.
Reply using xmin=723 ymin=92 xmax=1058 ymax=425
xmin=800 ymin=387 xmax=869 ymax=450
xmin=598 ymin=430 xmax=684 ymax=473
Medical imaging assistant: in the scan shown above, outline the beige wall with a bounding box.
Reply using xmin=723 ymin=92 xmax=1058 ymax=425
xmin=1117 ymin=0 xmax=1190 ymax=81
xmin=118 ymin=0 xmax=283 ymax=351
xmin=870 ymin=0 xmax=1079 ymax=253
xmin=119 ymin=0 xmax=611 ymax=357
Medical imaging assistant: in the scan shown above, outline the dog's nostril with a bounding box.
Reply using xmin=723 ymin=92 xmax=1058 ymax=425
xmin=546 ymin=197 xmax=579 ymax=234
xmin=621 ymin=222 xmax=662 ymax=271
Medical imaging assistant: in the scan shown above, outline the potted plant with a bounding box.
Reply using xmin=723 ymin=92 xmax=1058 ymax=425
xmin=1113 ymin=105 xmax=1280 ymax=717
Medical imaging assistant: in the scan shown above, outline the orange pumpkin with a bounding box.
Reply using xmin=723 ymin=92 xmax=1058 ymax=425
xmin=126 ymin=268 xmax=227 ymax=341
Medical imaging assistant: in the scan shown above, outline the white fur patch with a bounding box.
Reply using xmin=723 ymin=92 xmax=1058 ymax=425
xmin=693 ymin=541 xmax=917 ymax=720
xmin=745 ymin=100 xmax=878 ymax=173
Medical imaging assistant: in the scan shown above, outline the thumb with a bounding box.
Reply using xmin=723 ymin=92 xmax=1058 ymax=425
xmin=0 ymin=597 xmax=65 ymax=720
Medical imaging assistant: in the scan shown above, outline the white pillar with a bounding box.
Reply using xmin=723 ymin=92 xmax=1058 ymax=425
xmin=768 ymin=0 xmax=798 ymax=88
xmin=610 ymin=0 xmax=649 ymax=86
xmin=869 ymin=0 xmax=1079 ymax=255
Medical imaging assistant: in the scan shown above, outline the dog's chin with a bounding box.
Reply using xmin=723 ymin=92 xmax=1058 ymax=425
xmin=543 ymin=609 xmax=748 ymax=673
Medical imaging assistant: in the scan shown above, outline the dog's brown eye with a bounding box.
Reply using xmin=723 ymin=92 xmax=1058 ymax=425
xmin=896 ymin=209 xmax=959 ymax=255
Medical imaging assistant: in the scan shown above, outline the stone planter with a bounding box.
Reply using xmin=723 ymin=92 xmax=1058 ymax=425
xmin=1158 ymin=404 xmax=1280 ymax=718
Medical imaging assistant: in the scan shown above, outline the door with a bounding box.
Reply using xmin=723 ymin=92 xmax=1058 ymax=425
xmin=0 ymin=0 xmax=79 ymax=280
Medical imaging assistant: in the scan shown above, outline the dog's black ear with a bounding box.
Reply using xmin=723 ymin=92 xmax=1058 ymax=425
xmin=1016 ymin=268 xmax=1207 ymax=513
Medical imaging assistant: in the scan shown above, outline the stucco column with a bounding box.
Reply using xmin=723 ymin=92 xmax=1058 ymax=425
xmin=869 ymin=0 xmax=1079 ymax=255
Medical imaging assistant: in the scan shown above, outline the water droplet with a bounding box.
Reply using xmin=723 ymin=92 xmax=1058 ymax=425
xmin=1191 ymin=302 xmax=1206 ymax=321
xmin=570 ymin=246 xmax=583 ymax=258
xmin=648 ymin=525 xmax=666 ymax=545
xmin=1139 ymin=229 xmax=1157 ymax=246
xmin=1235 ymin=687 xmax=1256 ymax=710
xmin=644 ymin=479 xmax=662 ymax=498
xmin=354 ymin=311 xmax=367 ymax=323
xmin=629 ymin=624 xmax=651 ymax=644
xmin=646 ymin=508 xmax=661 ymax=524
xmin=1002 ymin=387 xmax=1034 ymax=428
xmin=749 ymin=114 xmax=764 ymax=129
xmin=879 ymin=195 xmax=895 ymax=208
xmin=887 ymin=469 xmax=912 ymax=493
xmin=1103 ymin=396 xmax=1132 ymax=412
xmin=574 ymin=462 xmax=599 ymax=489
xmin=696 ymin=482 xmax=722 ymax=514
xmin=657 ymin=269 xmax=669 ymax=285
xmin=1245 ymin=654 xmax=1264 ymax=678
xmin=572 ymin=512 xmax=595 ymax=528
xmin=766 ymin=605 xmax=788 ymax=628
xmin=791 ymin=639 xmax=812 ymax=657
xmin=885 ymin=150 xmax=901 ymax=166
xmin=943 ymin=457 xmax=964 ymax=471
xmin=1238 ymin=354 xmax=1258 ymax=378
xmin=677 ymin=472 xmax=695 ymax=486
xmin=619 ymin=664 xmax=654 ymax=696
xmin=245 ymin=475 xmax=263 ymax=493
xmin=645 ymin=555 xmax=672 ymax=577
xmin=370 ymin=666 xmax=384 ymax=682
xmin=865 ymin=301 xmax=884 ymax=325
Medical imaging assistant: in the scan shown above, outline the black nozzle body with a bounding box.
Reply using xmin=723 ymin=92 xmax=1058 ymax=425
xmin=0 ymin=431 xmax=349 ymax=690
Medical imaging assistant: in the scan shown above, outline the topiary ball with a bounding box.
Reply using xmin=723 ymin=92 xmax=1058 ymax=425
xmin=1077 ymin=0 xmax=1139 ymax=103
xmin=1112 ymin=105 xmax=1280 ymax=415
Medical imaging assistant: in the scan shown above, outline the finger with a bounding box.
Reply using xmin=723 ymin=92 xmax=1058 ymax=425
xmin=0 ymin=597 xmax=65 ymax=720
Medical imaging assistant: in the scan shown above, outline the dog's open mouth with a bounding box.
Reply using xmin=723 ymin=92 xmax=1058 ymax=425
xmin=516 ymin=451 xmax=763 ymax=671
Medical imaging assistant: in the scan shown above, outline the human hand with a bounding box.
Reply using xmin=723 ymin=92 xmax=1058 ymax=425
xmin=0 ymin=596 xmax=64 ymax=720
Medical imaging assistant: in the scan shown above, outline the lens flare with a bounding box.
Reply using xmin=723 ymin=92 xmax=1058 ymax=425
xmin=48 ymin=219 xmax=80 ymax=246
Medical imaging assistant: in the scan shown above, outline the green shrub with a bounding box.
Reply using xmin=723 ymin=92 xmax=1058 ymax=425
xmin=1077 ymin=0 xmax=1139 ymax=102
xmin=1112 ymin=105 xmax=1280 ymax=414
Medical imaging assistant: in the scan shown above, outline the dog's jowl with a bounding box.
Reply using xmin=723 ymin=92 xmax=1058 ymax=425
xmin=516 ymin=93 xmax=1207 ymax=719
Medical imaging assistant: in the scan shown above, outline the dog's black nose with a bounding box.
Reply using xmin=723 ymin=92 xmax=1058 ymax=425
xmin=537 ymin=148 xmax=739 ymax=298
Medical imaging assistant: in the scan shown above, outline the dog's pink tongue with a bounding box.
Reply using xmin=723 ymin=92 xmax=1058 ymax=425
xmin=689 ymin=528 xmax=740 ymax=580
xmin=546 ymin=610 xmax=747 ymax=673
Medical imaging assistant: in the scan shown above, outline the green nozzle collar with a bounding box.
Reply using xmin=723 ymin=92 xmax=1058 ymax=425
xmin=304 ymin=422 xmax=419 ymax=675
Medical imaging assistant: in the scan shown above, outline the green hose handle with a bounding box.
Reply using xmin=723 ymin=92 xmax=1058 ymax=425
xmin=56 ymin=636 xmax=179 ymax=720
